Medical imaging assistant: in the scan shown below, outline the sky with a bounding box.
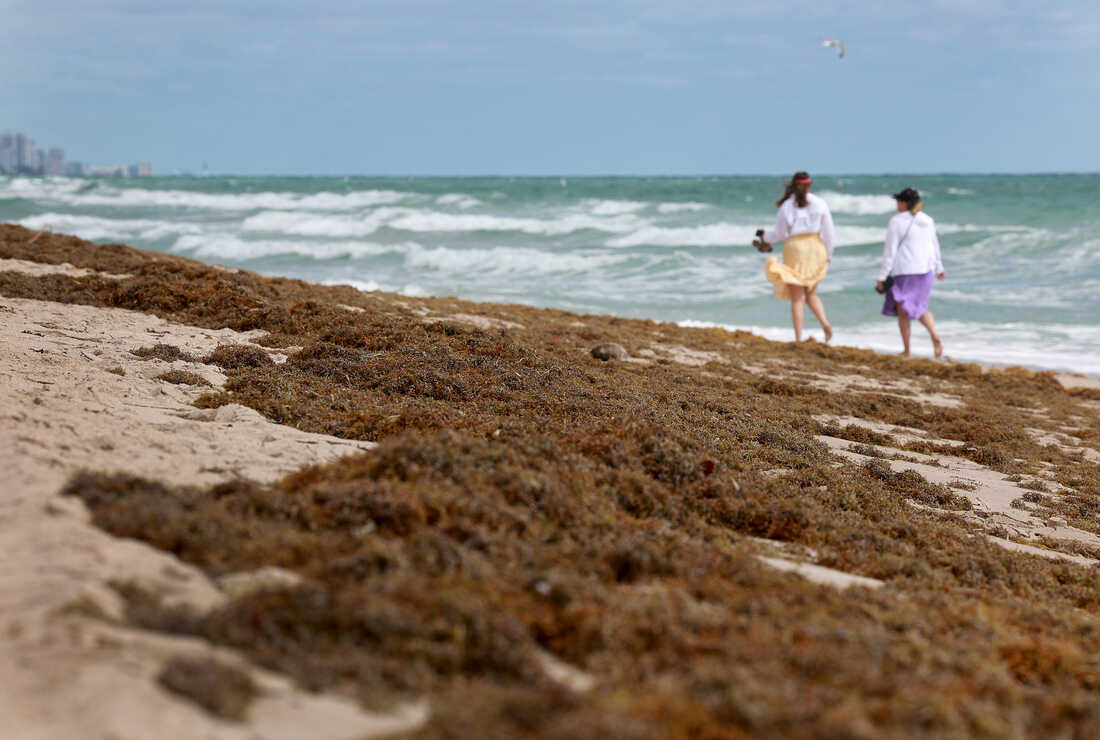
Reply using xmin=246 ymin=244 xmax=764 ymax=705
xmin=3 ymin=1 xmax=1099 ymax=175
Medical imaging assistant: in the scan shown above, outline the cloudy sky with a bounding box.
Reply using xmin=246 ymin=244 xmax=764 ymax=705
xmin=3 ymin=1 xmax=1098 ymax=175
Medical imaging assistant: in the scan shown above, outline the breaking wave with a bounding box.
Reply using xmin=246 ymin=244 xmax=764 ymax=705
xmin=816 ymin=191 xmax=896 ymax=215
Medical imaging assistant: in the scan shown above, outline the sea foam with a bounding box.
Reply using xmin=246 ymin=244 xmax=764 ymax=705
xmin=607 ymin=223 xmax=886 ymax=249
xmin=816 ymin=191 xmax=896 ymax=215
xmin=171 ymin=234 xmax=414 ymax=261
xmin=240 ymin=208 xmax=407 ymax=237
xmin=606 ymin=223 xmax=753 ymax=248
xmin=658 ymin=202 xmax=710 ymax=214
xmin=435 ymin=194 xmax=480 ymax=208
xmin=583 ymin=199 xmax=648 ymax=216
xmin=403 ymin=245 xmax=627 ymax=274
xmin=678 ymin=318 xmax=1100 ymax=374
xmin=4 ymin=179 xmax=412 ymax=212
xmin=385 ymin=210 xmax=644 ymax=236
xmin=18 ymin=213 xmax=201 ymax=241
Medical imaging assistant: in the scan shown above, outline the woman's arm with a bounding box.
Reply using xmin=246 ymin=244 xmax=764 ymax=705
xmin=931 ymin=223 xmax=945 ymax=277
xmin=762 ymin=202 xmax=790 ymax=244
xmin=878 ymin=217 xmax=900 ymax=282
xmin=820 ymin=206 xmax=837 ymax=261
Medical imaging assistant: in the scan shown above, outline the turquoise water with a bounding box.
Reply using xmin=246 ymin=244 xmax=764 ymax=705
xmin=2 ymin=174 xmax=1098 ymax=373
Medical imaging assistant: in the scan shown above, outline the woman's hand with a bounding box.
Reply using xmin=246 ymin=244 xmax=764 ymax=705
xmin=875 ymin=280 xmax=885 ymax=294
xmin=936 ymin=272 xmax=946 ymax=280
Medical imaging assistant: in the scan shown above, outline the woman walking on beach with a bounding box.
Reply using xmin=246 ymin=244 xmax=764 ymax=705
xmin=754 ymin=172 xmax=835 ymax=342
xmin=877 ymin=187 xmax=945 ymax=357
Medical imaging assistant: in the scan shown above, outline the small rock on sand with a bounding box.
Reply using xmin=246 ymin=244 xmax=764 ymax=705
xmin=218 ymin=566 xmax=304 ymax=600
xmin=590 ymin=343 xmax=628 ymax=361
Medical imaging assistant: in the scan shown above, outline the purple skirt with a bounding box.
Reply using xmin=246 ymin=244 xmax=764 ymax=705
xmin=882 ymin=271 xmax=934 ymax=318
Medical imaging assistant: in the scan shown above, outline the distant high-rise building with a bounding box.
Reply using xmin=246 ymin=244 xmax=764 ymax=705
xmin=132 ymin=161 xmax=153 ymax=177
xmin=45 ymin=148 xmax=65 ymax=176
xmin=0 ymin=133 xmax=14 ymax=172
xmin=14 ymin=133 xmax=38 ymax=173
xmin=65 ymin=161 xmax=85 ymax=177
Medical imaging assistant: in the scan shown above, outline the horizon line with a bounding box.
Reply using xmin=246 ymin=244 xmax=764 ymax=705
xmin=19 ymin=170 xmax=1100 ymax=179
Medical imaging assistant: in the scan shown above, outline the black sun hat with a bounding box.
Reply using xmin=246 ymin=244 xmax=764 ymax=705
xmin=892 ymin=187 xmax=920 ymax=204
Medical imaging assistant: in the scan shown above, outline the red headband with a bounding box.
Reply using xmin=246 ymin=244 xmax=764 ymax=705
xmin=794 ymin=176 xmax=812 ymax=184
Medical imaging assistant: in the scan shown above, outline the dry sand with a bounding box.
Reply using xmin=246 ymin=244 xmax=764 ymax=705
xmin=0 ymin=260 xmax=427 ymax=739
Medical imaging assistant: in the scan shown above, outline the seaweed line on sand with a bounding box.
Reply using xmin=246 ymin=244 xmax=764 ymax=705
xmin=4 ymin=224 xmax=1100 ymax=738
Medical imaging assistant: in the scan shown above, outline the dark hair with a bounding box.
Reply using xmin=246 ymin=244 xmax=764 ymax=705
xmin=892 ymin=187 xmax=920 ymax=207
xmin=776 ymin=171 xmax=811 ymax=209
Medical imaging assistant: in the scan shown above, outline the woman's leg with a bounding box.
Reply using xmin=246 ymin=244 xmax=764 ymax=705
xmin=919 ymin=311 xmax=943 ymax=357
xmin=897 ymin=306 xmax=912 ymax=356
xmin=805 ymin=287 xmax=833 ymax=342
xmin=789 ymin=285 xmax=806 ymax=341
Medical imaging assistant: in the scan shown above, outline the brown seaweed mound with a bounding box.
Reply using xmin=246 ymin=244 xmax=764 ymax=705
xmin=5 ymin=224 xmax=1100 ymax=737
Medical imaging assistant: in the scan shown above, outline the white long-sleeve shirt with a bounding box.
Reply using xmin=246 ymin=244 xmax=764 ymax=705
xmin=878 ymin=211 xmax=944 ymax=281
xmin=763 ymin=192 xmax=837 ymax=260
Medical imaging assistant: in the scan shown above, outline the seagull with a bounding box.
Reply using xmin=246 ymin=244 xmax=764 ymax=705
xmin=823 ymin=37 xmax=845 ymax=58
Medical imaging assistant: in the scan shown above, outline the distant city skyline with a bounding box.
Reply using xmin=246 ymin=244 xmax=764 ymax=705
xmin=0 ymin=129 xmax=152 ymax=177
xmin=4 ymin=2 xmax=1100 ymax=176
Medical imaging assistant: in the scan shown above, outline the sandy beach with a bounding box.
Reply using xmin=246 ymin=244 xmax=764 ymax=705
xmin=3 ymin=223 xmax=1100 ymax=738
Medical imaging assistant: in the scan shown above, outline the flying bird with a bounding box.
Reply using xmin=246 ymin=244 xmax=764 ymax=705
xmin=823 ymin=37 xmax=845 ymax=58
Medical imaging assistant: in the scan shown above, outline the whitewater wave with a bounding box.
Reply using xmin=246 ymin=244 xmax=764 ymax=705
xmin=936 ymin=223 xmax=1036 ymax=235
xmin=328 ymin=278 xmax=382 ymax=292
xmin=583 ymin=199 xmax=648 ymax=216
xmin=327 ymin=278 xmax=428 ymax=297
xmin=658 ymin=202 xmax=709 ymax=214
xmin=387 ymin=210 xmax=643 ymax=236
xmin=2 ymin=178 xmax=412 ymax=212
xmin=816 ymin=191 xmax=896 ymax=215
xmin=170 ymin=234 xmax=417 ymax=262
xmin=435 ymin=193 xmax=480 ymax=209
xmin=1 ymin=176 xmax=87 ymax=199
xmin=403 ymin=244 xmax=629 ymax=275
xmin=933 ymin=286 xmax=1081 ymax=310
xmin=1049 ymin=238 xmax=1100 ymax=272
xmin=18 ymin=213 xmax=202 ymax=241
xmin=240 ymin=207 xmax=647 ymax=238
xmin=948 ymin=230 xmax=1058 ymax=258
xmin=833 ymin=226 xmax=891 ymax=246
xmin=678 ymin=318 xmax=1100 ymax=374
xmin=606 ymin=223 xmax=752 ymax=248
xmin=241 ymin=208 xmax=408 ymax=237
xmin=607 ymin=223 xmax=886 ymax=249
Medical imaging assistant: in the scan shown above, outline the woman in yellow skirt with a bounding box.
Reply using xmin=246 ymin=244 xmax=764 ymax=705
xmin=754 ymin=171 xmax=835 ymax=342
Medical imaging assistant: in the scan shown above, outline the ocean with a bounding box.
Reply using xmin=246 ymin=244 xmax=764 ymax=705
xmin=2 ymin=174 xmax=1098 ymax=374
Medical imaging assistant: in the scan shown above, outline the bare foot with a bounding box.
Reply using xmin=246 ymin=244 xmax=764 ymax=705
xmin=823 ymin=324 xmax=833 ymax=343
xmin=932 ymin=336 xmax=944 ymax=358
xmin=899 ymin=350 xmax=910 ymax=357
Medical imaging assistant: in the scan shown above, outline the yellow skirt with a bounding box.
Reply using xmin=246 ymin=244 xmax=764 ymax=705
xmin=764 ymin=232 xmax=829 ymax=300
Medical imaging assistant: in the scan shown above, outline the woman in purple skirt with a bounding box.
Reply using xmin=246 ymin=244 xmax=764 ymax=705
xmin=876 ymin=188 xmax=946 ymax=357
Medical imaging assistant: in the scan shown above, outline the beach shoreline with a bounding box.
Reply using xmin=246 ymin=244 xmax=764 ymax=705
xmin=6 ymin=172 xmax=1099 ymax=377
xmin=3 ymin=225 xmax=1100 ymax=738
